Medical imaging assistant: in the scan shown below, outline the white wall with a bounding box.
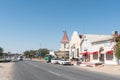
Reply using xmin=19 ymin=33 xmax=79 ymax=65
xmin=60 ymin=43 xmax=69 ymax=51
xmin=81 ymin=38 xmax=92 ymax=52
xmin=80 ymin=37 xmax=117 ymax=64
xmin=104 ymin=53 xmax=118 ymax=65
xmin=69 ymin=31 xmax=81 ymax=58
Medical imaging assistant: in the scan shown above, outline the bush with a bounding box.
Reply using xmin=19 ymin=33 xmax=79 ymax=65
xmin=115 ymin=47 xmax=120 ymax=59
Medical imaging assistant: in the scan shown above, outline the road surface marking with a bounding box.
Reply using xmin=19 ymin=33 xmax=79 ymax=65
xmin=48 ymin=71 xmax=60 ymax=76
xmin=25 ymin=61 xmax=61 ymax=76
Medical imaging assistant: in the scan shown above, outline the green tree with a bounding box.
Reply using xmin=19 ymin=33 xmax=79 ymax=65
xmin=23 ymin=51 xmax=30 ymax=58
xmin=29 ymin=50 xmax=37 ymax=58
xmin=115 ymin=41 xmax=120 ymax=59
xmin=114 ymin=35 xmax=120 ymax=59
xmin=38 ymin=48 xmax=49 ymax=57
xmin=0 ymin=47 xmax=3 ymax=56
xmin=23 ymin=48 xmax=49 ymax=58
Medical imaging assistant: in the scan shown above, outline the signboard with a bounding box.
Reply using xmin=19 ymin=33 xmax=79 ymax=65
xmin=37 ymin=52 xmax=41 ymax=57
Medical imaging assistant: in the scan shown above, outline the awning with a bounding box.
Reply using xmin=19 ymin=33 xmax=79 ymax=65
xmin=80 ymin=52 xmax=89 ymax=54
xmin=92 ymin=51 xmax=98 ymax=54
xmin=80 ymin=51 xmax=98 ymax=54
xmin=80 ymin=50 xmax=114 ymax=54
xmin=106 ymin=50 xmax=114 ymax=54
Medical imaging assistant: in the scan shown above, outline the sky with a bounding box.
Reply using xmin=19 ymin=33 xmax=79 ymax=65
xmin=0 ymin=0 xmax=120 ymax=53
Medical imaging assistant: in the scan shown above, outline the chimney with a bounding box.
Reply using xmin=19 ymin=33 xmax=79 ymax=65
xmin=112 ymin=31 xmax=118 ymax=36
xmin=79 ymin=35 xmax=83 ymax=39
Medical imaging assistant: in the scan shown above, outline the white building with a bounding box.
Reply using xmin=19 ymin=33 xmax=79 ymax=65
xmin=60 ymin=31 xmax=69 ymax=51
xmin=69 ymin=31 xmax=118 ymax=65
xmin=69 ymin=31 xmax=82 ymax=59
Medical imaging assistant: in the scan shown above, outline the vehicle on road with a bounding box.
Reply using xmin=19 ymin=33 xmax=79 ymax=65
xmin=58 ymin=59 xmax=71 ymax=65
xmin=44 ymin=54 xmax=53 ymax=63
xmin=11 ymin=56 xmax=18 ymax=62
xmin=4 ymin=57 xmax=11 ymax=62
xmin=51 ymin=58 xmax=60 ymax=64
xmin=17 ymin=56 xmax=23 ymax=61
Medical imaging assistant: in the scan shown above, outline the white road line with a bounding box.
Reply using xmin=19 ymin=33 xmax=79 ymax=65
xmin=25 ymin=61 xmax=61 ymax=76
xmin=48 ymin=71 xmax=60 ymax=76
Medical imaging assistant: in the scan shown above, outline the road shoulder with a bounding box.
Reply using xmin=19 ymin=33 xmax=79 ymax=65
xmin=0 ymin=62 xmax=13 ymax=80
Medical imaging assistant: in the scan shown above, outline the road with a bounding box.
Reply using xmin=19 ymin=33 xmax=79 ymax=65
xmin=12 ymin=61 xmax=120 ymax=80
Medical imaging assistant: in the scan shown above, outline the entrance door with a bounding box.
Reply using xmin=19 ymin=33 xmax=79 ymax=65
xmin=84 ymin=54 xmax=90 ymax=62
xmin=100 ymin=54 xmax=104 ymax=62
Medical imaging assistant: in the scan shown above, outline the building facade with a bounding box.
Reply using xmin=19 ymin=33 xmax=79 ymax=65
xmin=69 ymin=31 xmax=82 ymax=59
xmin=69 ymin=31 xmax=118 ymax=65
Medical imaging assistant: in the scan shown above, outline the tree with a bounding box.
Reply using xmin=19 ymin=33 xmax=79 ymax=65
xmin=23 ymin=48 xmax=49 ymax=58
xmin=23 ymin=51 xmax=31 ymax=58
xmin=38 ymin=48 xmax=49 ymax=57
xmin=115 ymin=41 xmax=120 ymax=59
xmin=0 ymin=47 xmax=3 ymax=56
xmin=114 ymin=35 xmax=120 ymax=59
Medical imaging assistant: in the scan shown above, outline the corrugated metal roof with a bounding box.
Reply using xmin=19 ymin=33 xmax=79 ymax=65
xmin=84 ymin=34 xmax=113 ymax=43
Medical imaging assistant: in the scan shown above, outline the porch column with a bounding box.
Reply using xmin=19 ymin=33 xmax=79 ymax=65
xmin=104 ymin=53 xmax=106 ymax=64
xmin=69 ymin=48 xmax=72 ymax=59
xmin=98 ymin=52 xmax=100 ymax=62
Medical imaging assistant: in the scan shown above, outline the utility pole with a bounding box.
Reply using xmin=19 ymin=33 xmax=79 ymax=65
xmin=39 ymin=43 xmax=41 ymax=60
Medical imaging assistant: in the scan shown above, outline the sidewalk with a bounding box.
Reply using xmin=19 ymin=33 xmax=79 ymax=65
xmin=76 ymin=64 xmax=120 ymax=76
xmin=0 ymin=62 xmax=13 ymax=80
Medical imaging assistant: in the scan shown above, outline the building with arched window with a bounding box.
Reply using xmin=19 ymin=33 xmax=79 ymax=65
xmin=69 ymin=31 xmax=118 ymax=65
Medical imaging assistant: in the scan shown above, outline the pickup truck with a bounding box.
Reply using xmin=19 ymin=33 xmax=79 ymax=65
xmin=44 ymin=54 xmax=53 ymax=63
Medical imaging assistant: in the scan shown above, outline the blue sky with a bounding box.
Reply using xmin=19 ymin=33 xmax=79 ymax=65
xmin=0 ymin=0 xmax=120 ymax=53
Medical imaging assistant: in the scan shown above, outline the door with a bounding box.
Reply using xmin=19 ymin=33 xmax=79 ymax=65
xmin=100 ymin=54 xmax=104 ymax=62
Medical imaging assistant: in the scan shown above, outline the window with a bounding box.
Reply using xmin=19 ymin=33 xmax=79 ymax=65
xmin=64 ymin=44 xmax=66 ymax=49
xmin=93 ymin=54 xmax=98 ymax=60
xmin=106 ymin=54 xmax=113 ymax=60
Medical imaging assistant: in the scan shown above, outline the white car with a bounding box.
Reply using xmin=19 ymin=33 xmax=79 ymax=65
xmin=11 ymin=57 xmax=18 ymax=62
xmin=51 ymin=58 xmax=59 ymax=64
xmin=58 ymin=59 xmax=71 ymax=65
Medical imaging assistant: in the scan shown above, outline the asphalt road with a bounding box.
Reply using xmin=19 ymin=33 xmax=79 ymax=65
xmin=12 ymin=61 xmax=120 ymax=80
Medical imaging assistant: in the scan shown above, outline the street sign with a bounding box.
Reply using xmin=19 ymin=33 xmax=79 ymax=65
xmin=37 ymin=52 xmax=41 ymax=57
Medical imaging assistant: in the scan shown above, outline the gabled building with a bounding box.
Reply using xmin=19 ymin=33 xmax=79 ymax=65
xmin=55 ymin=31 xmax=69 ymax=58
xmin=69 ymin=31 xmax=118 ymax=65
xmin=69 ymin=31 xmax=82 ymax=59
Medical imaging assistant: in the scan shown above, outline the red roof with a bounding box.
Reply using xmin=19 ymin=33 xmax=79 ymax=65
xmin=61 ymin=31 xmax=69 ymax=43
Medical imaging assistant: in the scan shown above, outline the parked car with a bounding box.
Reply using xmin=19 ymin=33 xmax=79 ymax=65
xmin=17 ymin=56 xmax=23 ymax=61
xmin=4 ymin=57 xmax=11 ymax=62
xmin=58 ymin=59 xmax=71 ymax=65
xmin=11 ymin=56 xmax=18 ymax=62
xmin=51 ymin=58 xmax=59 ymax=64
